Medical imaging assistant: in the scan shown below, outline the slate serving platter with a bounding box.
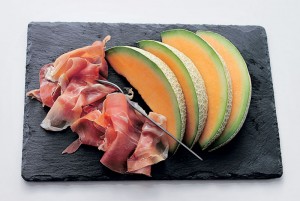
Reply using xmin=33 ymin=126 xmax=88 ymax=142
xmin=22 ymin=22 xmax=282 ymax=181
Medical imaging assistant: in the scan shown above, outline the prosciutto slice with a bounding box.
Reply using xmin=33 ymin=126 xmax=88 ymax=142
xmin=127 ymin=112 xmax=169 ymax=176
xmin=41 ymin=80 xmax=115 ymax=131
xmin=27 ymin=36 xmax=110 ymax=107
xmin=100 ymin=93 xmax=169 ymax=176
xmin=100 ymin=93 xmax=144 ymax=174
xmin=62 ymin=110 xmax=105 ymax=154
xmin=47 ymin=36 xmax=110 ymax=82
xmin=27 ymin=63 xmax=60 ymax=107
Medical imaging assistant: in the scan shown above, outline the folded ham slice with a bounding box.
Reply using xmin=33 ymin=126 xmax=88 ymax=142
xmin=62 ymin=110 xmax=105 ymax=154
xmin=41 ymin=80 xmax=115 ymax=131
xmin=100 ymin=93 xmax=144 ymax=173
xmin=27 ymin=63 xmax=60 ymax=107
xmin=47 ymin=36 xmax=110 ymax=82
xmin=27 ymin=36 xmax=110 ymax=107
xmin=127 ymin=112 xmax=169 ymax=176
xmin=100 ymin=95 xmax=168 ymax=176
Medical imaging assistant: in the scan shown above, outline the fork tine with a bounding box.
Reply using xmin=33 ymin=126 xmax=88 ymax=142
xmin=98 ymin=80 xmax=124 ymax=94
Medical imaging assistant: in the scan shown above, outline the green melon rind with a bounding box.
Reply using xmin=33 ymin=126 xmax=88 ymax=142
xmin=196 ymin=31 xmax=251 ymax=151
xmin=106 ymin=46 xmax=186 ymax=153
xmin=138 ymin=40 xmax=208 ymax=147
xmin=161 ymin=29 xmax=232 ymax=150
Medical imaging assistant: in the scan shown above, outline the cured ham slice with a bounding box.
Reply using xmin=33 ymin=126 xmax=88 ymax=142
xmin=47 ymin=36 xmax=110 ymax=82
xmin=41 ymin=80 xmax=115 ymax=131
xmin=56 ymin=57 xmax=105 ymax=93
xmin=27 ymin=89 xmax=41 ymax=102
xmin=127 ymin=112 xmax=168 ymax=176
xmin=62 ymin=110 xmax=105 ymax=154
xmin=27 ymin=63 xmax=60 ymax=107
xmin=27 ymin=36 xmax=110 ymax=107
xmin=100 ymin=93 xmax=144 ymax=174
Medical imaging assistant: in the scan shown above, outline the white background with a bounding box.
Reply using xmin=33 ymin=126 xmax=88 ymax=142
xmin=0 ymin=0 xmax=299 ymax=200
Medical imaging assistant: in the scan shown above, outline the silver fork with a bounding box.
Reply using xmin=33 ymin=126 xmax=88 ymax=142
xmin=98 ymin=79 xmax=203 ymax=161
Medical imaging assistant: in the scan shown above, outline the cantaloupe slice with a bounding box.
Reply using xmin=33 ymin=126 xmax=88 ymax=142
xmin=161 ymin=29 xmax=232 ymax=150
xmin=105 ymin=46 xmax=186 ymax=153
xmin=138 ymin=40 xmax=208 ymax=148
xmin=197 ymin=31 xmax=251 ymax=151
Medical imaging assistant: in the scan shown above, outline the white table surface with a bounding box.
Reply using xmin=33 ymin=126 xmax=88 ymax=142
xmin=1 ymin=0 xmax=299 ymax=200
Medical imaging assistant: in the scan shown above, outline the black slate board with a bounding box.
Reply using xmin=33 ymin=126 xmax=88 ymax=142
xmin=22 ymin=22 xmax=282 ymax=181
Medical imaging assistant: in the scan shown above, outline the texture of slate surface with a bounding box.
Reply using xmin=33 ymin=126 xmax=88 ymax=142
xmin=22 ymin=22 xmax=282 ymax=181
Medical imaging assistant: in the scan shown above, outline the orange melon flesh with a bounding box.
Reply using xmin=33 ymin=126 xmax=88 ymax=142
xmin=105 ymin=46 xmax=186 ymax=152
xmin=138 ymin=40 xmax=208 ymax=148
xmin=162 ymin=29 xmax=232 ymax=150
xmin=197 ymin=31 xmax=251 ymax=151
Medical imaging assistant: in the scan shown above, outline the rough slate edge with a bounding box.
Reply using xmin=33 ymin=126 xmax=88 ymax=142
xmin=22 ymin=22 xmax=282 ymax=181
